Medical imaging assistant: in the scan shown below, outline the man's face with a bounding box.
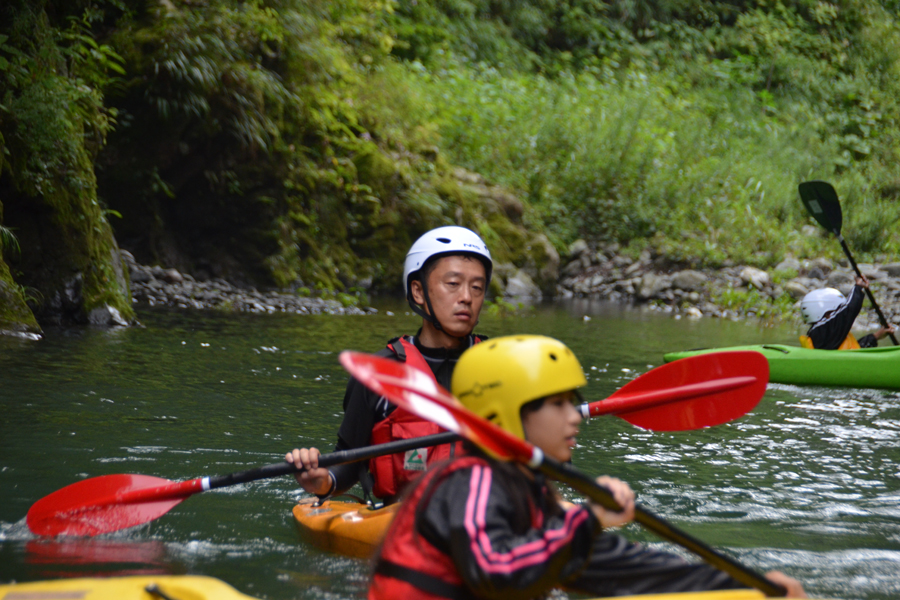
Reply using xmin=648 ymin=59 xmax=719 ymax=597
xmin=412 ymin=255 xmax=486 ymax=338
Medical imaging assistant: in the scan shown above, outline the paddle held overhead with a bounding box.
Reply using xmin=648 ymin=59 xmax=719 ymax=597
xmin=799 ymin=180 xmax=898 ymax=345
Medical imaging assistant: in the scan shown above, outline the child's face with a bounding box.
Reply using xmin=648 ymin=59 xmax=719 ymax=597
xmin=521 ymin=391 xmax=582 ymax=462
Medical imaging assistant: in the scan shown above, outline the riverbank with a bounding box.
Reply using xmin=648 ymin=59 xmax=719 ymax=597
xmin=123 ymin=252 xmax=373 ymax=318
xmin=555 ymin=240 xmax=900 ymax=331
xmin=122 ymin=243 xmax=900 ymax=336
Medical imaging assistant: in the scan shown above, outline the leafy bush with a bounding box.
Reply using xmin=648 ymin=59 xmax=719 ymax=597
xmin=390 ymin=0 xmax=900 ymax=267
xmin=713 ymin=286 xmax=797 ymax=321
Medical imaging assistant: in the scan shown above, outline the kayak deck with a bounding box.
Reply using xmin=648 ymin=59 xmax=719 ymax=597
xmin=664 ymin=343 xmax=900 ymax=390
xmin=603 ymin=592 xmax=764 ymax=600
xmin=0 ymin=576 xmax=836 ymax=600
xmin=292 ymin=498 xmax=397 ymax=559
xmin=0 ymin=575 xmax=258 ymax=600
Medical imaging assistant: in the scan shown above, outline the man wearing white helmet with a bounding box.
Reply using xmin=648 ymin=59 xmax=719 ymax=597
xmin=285 ymin=226 xmax=492 ymax=503
xmin=800 ymin=276 xmax=894 ymax=350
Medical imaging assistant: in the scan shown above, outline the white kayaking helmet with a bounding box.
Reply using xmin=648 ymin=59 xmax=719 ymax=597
xmin=800 ymin=288 xmax=845 ymax=324
xmin=403 ymin=226 xmax=492 ymax=332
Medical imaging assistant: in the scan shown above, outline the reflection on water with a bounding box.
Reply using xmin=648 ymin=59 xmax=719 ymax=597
xmin=24 ymin=539 xmax=170 ymax=578
xmin=1 ymin=301 xmax=898 ymax=599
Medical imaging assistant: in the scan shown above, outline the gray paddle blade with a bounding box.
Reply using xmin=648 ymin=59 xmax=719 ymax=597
xmin=799 ymin=180 xmax=843 ymax=234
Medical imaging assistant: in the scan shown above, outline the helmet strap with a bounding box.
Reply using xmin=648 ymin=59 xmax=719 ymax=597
xmin=409 ymin=279 xmax=471 ymax=339
xmin=419 ymin=280 xmax=445 ymax=333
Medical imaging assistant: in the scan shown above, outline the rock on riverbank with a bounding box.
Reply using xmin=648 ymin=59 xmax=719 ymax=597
xmin=122 ymin=252 xmax=372 ymax=317
xmin=554 ymin=240 xmax=900 ymax=329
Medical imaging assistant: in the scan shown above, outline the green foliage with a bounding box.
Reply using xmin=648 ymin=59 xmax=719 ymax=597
xmin=126 ymin=1 xmax=297 ymax=152
xmin=390 ymin=0 xmax=900 ymax=268
xmin=712 ymin=286 xmax=797 ymax=321
xmin=0 ymin=5 xmax=118 ymax=195
xmin=771 ymin=268 xmax=799 ymax=285
xmin=482 ymin=297 xmax=534 ymax=318
xmin=336 ymin=289 xmax=370 ymax=307
xmin=410 ymin=61 xmax=828 ymax=264
xmin=0 ymin=225 xmax=19 ymax=256
xmin=0 ymin=0 xmax=133 ymax=323
xmin=5 ymin=0 xmax=900 ymax=311
xmin=97 ymin=0 xmax=450 ymax=291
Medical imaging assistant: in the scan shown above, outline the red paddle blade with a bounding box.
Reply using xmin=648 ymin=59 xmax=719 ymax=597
xmin=340 ymin=351 xmax=539 ymax=465
xmin=27 ymin=474 xmax=185 ymax=537
xmin=590 ymin=351 xmax=768 ymax=431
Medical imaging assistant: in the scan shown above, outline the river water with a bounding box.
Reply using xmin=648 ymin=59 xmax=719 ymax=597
xmin=1 ymin=300 xmax=898 ymax=599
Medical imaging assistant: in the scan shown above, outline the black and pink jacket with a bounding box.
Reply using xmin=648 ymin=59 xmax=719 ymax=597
xmin=372 ymin=455 xmax=744 ymax=599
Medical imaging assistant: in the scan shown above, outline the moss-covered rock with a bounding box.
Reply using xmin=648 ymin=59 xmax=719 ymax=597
xmin=1 ymin=181 xmax=135 ymax=326
xmin=435 ymin=167 xmax=559 ymax=294
xmin=0 ymin=4 xmax=134 ymax=327
xmin=0 ymin=246 xmax=40 ymax=338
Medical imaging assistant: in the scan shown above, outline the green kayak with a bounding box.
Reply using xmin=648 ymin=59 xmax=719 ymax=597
xmin=663 ymin=344 xmax=900 ymax=390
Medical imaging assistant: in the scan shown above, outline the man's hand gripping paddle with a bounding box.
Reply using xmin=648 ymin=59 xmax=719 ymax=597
xmin=339 ymin=350 xmax=785 ymax=597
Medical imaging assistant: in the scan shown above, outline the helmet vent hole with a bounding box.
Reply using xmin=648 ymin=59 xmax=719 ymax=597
xmin=485 ymin=412 xmax=498 ymax=421
xmin=436 ymin=237 xmax=451 ymax=244
xmin=549 ymin=353 xmax=557 ymax=361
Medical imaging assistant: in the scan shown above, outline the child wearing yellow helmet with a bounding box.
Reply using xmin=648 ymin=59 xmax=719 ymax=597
xmin=369 ymin=335 xmax=806 ymax=599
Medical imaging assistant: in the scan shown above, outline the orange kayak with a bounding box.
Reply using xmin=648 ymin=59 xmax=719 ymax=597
xmin=292 ymin=498 xmax=396 ymax=559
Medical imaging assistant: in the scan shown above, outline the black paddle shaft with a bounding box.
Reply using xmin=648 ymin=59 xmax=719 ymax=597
xmin=539 ymin=456 xmax=787 ymax=597
xmin=834 ymin=236 xmax=898 ymax=345
xmin=798 ymin=180 xmax=898 ymax=345
xmin=205 ymin=431 xmax=460 ymax=490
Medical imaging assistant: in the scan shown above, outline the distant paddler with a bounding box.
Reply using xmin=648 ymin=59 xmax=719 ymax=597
xmin=800 ymin=275 xmax=895 ymax=350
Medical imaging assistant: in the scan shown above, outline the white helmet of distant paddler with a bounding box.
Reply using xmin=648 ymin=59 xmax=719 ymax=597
xmin=800 ymin=288 xmax=846 ymax=324
xmin=403 ymin=226 xmax=492 ymax=331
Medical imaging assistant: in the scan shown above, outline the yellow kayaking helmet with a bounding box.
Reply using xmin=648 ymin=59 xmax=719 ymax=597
xmin=451 ymin=335 xmax=587 ymax=440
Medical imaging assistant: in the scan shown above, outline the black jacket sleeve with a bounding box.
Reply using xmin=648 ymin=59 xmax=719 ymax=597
xmin=564 ymin=532 xmax=745 ymax=596
xmin=327 ymin=375 xmax=382 ymax=495
xmin=808 ymin=285 xmax=865 ymax=350
xmin=418 ymin=465 xmax=746 ymax=598
xmin=858 ymin=333 xmax=878 ymax=348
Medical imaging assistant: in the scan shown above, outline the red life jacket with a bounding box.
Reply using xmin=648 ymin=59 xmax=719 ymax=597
xmin=369 ymin=455 xmax=488 ymax=600
xmin=368 ymin=336 xmax=478 ymax=500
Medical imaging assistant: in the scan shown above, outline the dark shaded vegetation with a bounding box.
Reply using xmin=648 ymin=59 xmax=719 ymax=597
xmin=2 ymin=0 xmax=900 ymax=329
